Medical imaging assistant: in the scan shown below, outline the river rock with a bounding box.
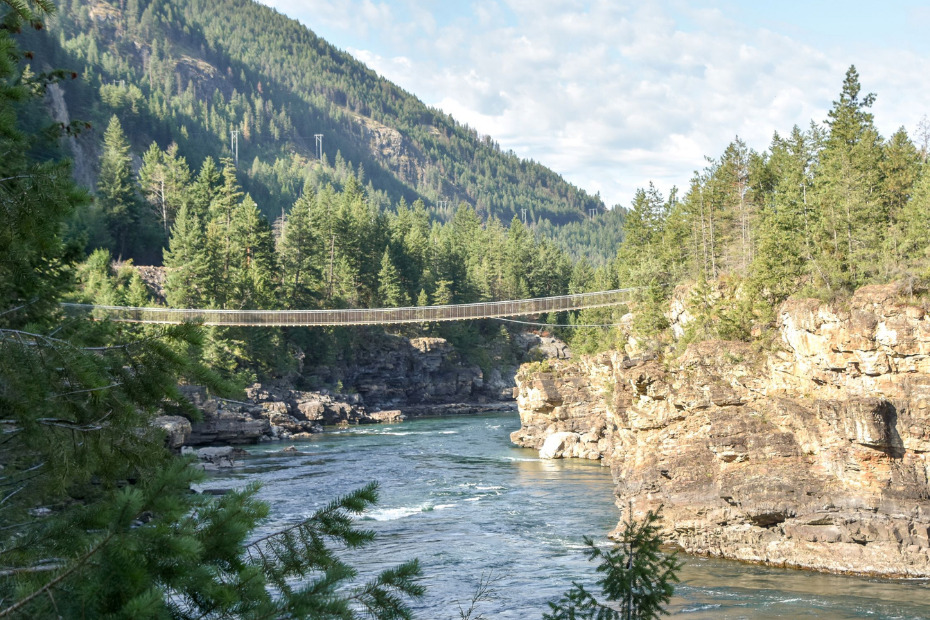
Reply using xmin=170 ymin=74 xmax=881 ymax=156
xmin=182 ymin=445 xmax=236 ymax=469
xmin=154 ymin=415 xmax=191 ymax=450
xmin=539 ymin=431 xmax=580 ymax=459
xmin=512 ymin=283 xmax=930 ymax=577
xmin=368 ymin=410 xmax=404 ymax=423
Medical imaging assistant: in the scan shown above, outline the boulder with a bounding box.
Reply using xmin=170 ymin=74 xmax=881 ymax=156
xmin=154 ymin=415 xmax=191 ymax=450
xmin=539 ymin=432 xmax=580 ymax=459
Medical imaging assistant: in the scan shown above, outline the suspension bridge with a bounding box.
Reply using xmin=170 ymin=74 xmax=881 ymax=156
xmin=62 ymin=288 xmax=636 ymax=327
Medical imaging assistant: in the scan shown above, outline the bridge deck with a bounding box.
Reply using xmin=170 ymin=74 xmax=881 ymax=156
xmin=62 ymin=288 xmax=635 ymax=327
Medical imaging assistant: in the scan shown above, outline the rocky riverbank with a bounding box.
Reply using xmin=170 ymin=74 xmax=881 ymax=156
xmin=158 ymin=331 xmax=562 ymax=448
xmin=511 ymin=283 xmax=930 ymax=577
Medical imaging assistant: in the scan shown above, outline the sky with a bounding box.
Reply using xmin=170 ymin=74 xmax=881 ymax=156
xmin=258 ymin=0 xmax=930 ymax=209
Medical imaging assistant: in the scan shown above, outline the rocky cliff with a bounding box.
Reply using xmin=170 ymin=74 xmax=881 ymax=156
xmin=512 ymin=283 xmax=930 ymax=577
xmin=165 ymin=331 xmax=567 ymax=446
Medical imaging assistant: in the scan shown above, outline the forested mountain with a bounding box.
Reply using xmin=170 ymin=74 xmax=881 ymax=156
xmin=22 ymin=0 xmax=606 ymax=256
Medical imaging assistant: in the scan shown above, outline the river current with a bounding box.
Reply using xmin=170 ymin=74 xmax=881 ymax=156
xmin=203 ymin=412 xmax=930 ymax=619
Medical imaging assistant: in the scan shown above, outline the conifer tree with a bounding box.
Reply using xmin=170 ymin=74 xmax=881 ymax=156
xmin=749 ymin=127 xmax=816 ymax=303
xmin=96 ymin=115 xmax=144 ymax=259
xmin=881 ymin=127 xmax=921 ymax=269
xmin=278 ymin=191 xmax=323 ymax=309
xmin=164 ymin=203 xmax=209 ymax=308
xmin=188 ymin=156 xmax=222 ymax=219
xmin=204 ymin=158 xmax=245 ymax=307
xmin=813 ymin=65 xmax=885 ymax=289
xmin=378 ymin=247 xmax=409 ymax=307
xmin=545 ymin=506 xmax=681 ymax=620
xmin=228 ymin=194 xmax=277 ymax=309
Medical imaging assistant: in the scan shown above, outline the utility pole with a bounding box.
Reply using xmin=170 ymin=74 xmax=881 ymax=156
xmin=230 ymin=129 xmax=239 ymax=167
xmin=315 ymin=134 xmax=323 ymax=161
xmin=437 ymin=200 xmax=448 ymax=210
xmin=589 ymin=208 xmax=597 ymax=218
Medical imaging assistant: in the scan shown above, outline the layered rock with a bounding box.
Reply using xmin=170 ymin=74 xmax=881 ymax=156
xmin=512 ymin=283 xmax=930 ymax=577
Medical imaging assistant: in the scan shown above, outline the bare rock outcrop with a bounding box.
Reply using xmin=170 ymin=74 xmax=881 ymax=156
xmin=512 ymin=283 xmax=930 ymax=577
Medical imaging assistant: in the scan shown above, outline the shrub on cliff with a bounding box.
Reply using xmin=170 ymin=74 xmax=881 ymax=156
xmin=545 ymin=506 xmax=681 ymax=620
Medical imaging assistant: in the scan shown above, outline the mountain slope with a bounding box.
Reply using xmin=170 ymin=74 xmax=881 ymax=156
xmin=32 ymin=0 xmax=605 ymax=229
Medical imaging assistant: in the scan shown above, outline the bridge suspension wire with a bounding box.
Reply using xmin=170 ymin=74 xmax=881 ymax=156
xmin=60 ymin=288 xmax=637 ymax=327
xmin=490 ymin=317 xmax=627 ymax=328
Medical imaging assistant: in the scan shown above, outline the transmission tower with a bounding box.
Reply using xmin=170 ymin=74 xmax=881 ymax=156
xmin=589 ymin=208 xmax=597 ymax=218
xmin=521 ymin=208 xmax=527 ymax=224
xmin=315 ymin=134 xmax=323 ymax=161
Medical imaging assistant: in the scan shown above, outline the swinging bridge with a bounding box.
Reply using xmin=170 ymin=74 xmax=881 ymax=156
xmin=62 ymin=288 xmax=636 ymax=327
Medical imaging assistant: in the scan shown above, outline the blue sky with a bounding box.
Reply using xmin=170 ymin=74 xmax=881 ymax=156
xmin=259 ymin=0 xmax=929 ymax=208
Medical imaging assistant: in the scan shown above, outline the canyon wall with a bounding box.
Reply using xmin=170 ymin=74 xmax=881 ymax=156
xmin=511 ymin=283 xmax=930 ymax=577
xmin=165 ymin=331 xmax=568 ymax=445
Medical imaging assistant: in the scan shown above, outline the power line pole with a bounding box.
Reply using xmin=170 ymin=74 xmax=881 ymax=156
xmin=589 ymin=208 xmax=597 ymax=218
xmin=230 ymin=129 xmax=239 ymax=168
xmin=521 ymin=208 xmax=527 ymax=224
xmin=315 ymin=134 xmax=323 ymax=161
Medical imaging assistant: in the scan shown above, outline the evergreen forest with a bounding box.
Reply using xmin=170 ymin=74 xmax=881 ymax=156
xmin=20 ymin=0 xmax=614 ymax=264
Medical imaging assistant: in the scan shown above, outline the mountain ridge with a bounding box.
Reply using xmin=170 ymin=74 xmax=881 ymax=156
xmin=31 ymin=0 xmax=610 ymax=235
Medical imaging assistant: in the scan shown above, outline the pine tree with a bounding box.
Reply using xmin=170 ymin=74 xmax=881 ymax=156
xmin=228 ymin=194 xmax=277 ymax=309
xmin=0 ymin=6 xmax=84 ymax=329
xmin=813 ymin=66 xmax=885 ymax=289
xmin=749 ymin=126 xmax=817 ymax=302
xmin=204 ymin=158 xmax=245 ymax=307
xmin=881 ymin=127 xmax=921 ymax=271
xmin=545 ymin=506 xmax=681 ymax=620
xmin=378 ymin=247 xmax=409 ymax=307
xmin=97 ymin=115 xmax=145 ymax=260
xmin=278 ymin=191 xmax=323 ymax=309
xmin=164 ymin=203 xmax=209 ymax=308
xmin=188 ymin=156 xmax=221 ymax=219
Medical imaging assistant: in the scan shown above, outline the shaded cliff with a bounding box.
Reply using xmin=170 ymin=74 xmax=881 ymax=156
xmin=512 ymin=283 xmax=930 ymax=577
xmin=165 ymin=331 xmax=568 ymax=445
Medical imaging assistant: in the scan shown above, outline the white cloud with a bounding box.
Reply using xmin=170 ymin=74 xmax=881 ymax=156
xmin=260 ymin=0 xmax=930 ymax=209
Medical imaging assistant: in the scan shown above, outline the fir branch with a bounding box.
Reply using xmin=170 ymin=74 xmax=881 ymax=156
xmin=0 ymin=532 xmax=114 ymax=618
xmin=0 ymin=486 xmax=24 ymax=508
xmin=0 ymin=562 xmax=63 ymax=578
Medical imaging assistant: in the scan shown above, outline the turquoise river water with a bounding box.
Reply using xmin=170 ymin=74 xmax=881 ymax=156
xmin=202 ymin=412 xmax=930 ymax=619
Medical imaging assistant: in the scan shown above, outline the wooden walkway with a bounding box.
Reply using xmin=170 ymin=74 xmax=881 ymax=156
xmin=61 ymin=288 xmax=635 ymax=327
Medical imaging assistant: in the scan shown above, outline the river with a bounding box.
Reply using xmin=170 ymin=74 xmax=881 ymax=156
xmin=202 ymin=412 xmax=930 ymax=619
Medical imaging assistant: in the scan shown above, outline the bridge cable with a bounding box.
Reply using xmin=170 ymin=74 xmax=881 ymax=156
xmin=490 ymin=317 xmax=627 ymax=328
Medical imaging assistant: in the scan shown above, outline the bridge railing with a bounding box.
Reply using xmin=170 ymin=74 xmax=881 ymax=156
xmin=61 ymin=288 xmax=636 ymax=327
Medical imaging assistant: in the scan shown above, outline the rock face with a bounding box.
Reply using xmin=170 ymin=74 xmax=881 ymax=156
xmin=177 ymin=331 xmax=568 ymax=445
xmin=303 ymin=332 xmax=567 ymax=411
xmin=512 ymin=283 xmax=930 ymax=577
